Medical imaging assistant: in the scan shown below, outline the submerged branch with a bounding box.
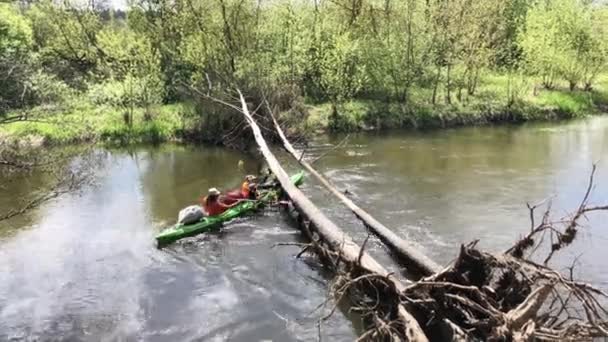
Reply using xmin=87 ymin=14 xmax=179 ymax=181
xmin=506 ymin=164 xmax=608 ymax=264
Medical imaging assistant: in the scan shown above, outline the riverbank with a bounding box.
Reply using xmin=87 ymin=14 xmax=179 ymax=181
xmin=1 ymin=103 xmax=186 ymax=146
xmin=307 ymin=74 xmax=608 ymax=131
xmin=2 ymin=74 xmax=607 ymax=146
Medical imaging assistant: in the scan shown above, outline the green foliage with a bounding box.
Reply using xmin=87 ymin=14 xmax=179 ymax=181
xmin=86 ymin=26 xmax=165 ymax=114
xmin=0 ymin=3 xmax=32 ymax=55
xmin=87 ymin=80 xmax=124 ymax=106
xmin=1 ymin=0 xmax=608 ymax=141
xmin=0 ymin=3 xmax=34 ymax=113
xmin=86 ymin=75 xmax=165 ymax=111
xmin=519 ymin=0 xmax=608 ymax=90
xmin=317 ymin=31 xmax=368 ymax=104
xmin=28 ymin=70 xmax=76 ymax=105
xmin=27 ymin=2 xmax=102 ymax=86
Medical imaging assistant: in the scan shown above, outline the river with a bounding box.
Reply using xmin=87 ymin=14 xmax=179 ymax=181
xmin=1 ymin=116 xmax=607 ymax=341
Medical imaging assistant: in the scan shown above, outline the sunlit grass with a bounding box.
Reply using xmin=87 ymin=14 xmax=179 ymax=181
xmin=4 ymin=72 xmax=608 ymax=141
xmin=1 ymin=103 xmax=186 ymax=145
xmin=306 ymin=71 xmax=608 ymax=131
xmin=531 ymin=91 xmax=593 ymax=117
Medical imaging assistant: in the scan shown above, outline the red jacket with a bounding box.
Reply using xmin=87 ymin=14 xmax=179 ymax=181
xmin=201 ymin=196 xmax=229 ymax=216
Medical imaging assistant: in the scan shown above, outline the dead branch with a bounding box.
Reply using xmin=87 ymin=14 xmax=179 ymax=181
xmin=506 ymin=164 xmax=608 ymax=265
xmin=505 ymin=283 xmax=554 ymax=330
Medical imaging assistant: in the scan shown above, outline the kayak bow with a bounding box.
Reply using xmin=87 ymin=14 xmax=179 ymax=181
xmin=155 ymin=171 xmax=304 ymax=247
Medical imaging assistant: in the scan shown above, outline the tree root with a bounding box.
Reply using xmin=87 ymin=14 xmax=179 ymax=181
xmin=288 ymin=207 xmax=427 ymax=341
xmin=293 ymin=166 xmax=608 ymax=341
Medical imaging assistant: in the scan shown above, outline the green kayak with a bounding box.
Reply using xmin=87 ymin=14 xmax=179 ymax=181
xmin=155 ymin=171 xmax=305 ymax=247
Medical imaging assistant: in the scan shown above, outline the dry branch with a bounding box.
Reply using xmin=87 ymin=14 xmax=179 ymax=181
xmin=399 ymin=166 xmax=607 ymax=340
xmin=506 ymin=165 xmax=607 ymax=264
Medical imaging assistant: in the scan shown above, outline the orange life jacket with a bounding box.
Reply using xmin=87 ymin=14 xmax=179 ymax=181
xmin=241 ymin=181 xmax=250 ymax=198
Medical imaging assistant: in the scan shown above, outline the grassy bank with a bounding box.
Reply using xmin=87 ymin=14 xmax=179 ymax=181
xmin=1 ymin=103 xmax=191 ymax=146
xmin=306 ymin=73 xmax=608 ymax=132
xmin=2 ymin=74 xmax=607 ymax=146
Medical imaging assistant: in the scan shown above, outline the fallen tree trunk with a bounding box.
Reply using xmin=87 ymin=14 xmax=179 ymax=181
xmin=201 ymin=89 xmax=607 ymax=341
xmin=265 ymin=108 xmax=608 ymax=340
xmin=238 ymin=91 xmax=429 ymax=341
xmin=268 ymin=109 xmax=441 ymax=277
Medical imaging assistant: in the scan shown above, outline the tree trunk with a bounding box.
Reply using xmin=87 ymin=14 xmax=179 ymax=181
xmin=269 ymin=108 xmax=442 ymax=276
xmin=446 ymin=63 xmax=452 ymax=105
xmin=432 ymin=65 xmax=441 ymax=105
xmin=238 ymin=90 xmax=430 ymax=342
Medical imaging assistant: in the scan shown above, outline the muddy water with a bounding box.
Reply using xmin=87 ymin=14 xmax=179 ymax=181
xmin=1 ymin=116 xmax=607 ymax=340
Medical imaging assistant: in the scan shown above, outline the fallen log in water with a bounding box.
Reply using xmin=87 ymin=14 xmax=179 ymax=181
xmin=268 ymin=108 xmax=441 ymax=277
xmin=262 ymin=103 xmax=608 ymax=340
xmin=197 ymin=88 xmax=608 ymax=341
xmin=237 ymin=90 xmax=430 ymax=341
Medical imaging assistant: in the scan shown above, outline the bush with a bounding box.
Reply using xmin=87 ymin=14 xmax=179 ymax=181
xmin=87 ymin=74 xmax=164 ymax=109
xmin=87 ymin=80 xmax=125 ymax=106
xmin=28 ymin=71 xmax=75 ymax=105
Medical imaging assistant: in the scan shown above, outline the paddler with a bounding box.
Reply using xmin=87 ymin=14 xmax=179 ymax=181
xmin=240 ymin=175 xmax=258 ymax=199
xmin=200 ymin=188 xmax=241 ymax=216
xmin=226 ymin=175 xmax=258 ymax=201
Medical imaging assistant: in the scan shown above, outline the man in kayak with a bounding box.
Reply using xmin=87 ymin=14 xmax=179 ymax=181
xmin=226 ymin=175 xmax=258 ymax=201
xmin=201 ymin=188 xmax=242 ymax=216
xmin=241 ymin=175 xmax=258 ymax=199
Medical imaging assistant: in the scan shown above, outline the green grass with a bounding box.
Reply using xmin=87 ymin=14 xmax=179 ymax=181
xmin=3 ymin=72 xmax=608 ymax=144
xmin=1 ymin=103 xmax=187 ymax=146
xmin=307 ymin=72 xmax=608 ymax=132
xmin=531 ymin=91 xmax=593 ymax=117
xmin=97 ymin=104 xmax=186 ymax=144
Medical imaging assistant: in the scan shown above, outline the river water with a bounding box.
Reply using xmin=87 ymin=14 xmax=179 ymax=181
xmin=1 ymin=117 xmax=607 ymax=341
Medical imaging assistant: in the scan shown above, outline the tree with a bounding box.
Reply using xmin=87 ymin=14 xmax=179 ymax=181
xmin=27 ymin=1 xmax=103 ymax=87
xmin=359 ymin=0 xmax=426 ymax=103
xmin=518 ymin=2 xmax=563 ymax=89
xmin=580 ymin=7 xmax=608 ymax=90
xmin=0 ymin=2 xmax=34 ymax=114
xmin=519 ymin=0 xmax=607 ymax=91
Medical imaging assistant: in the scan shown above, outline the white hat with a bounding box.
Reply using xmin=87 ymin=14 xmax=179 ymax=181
xmin=208 ymin=188 xmax=220 ymax=196
xmin=245 ymin=175 xmax=256 ymax=181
